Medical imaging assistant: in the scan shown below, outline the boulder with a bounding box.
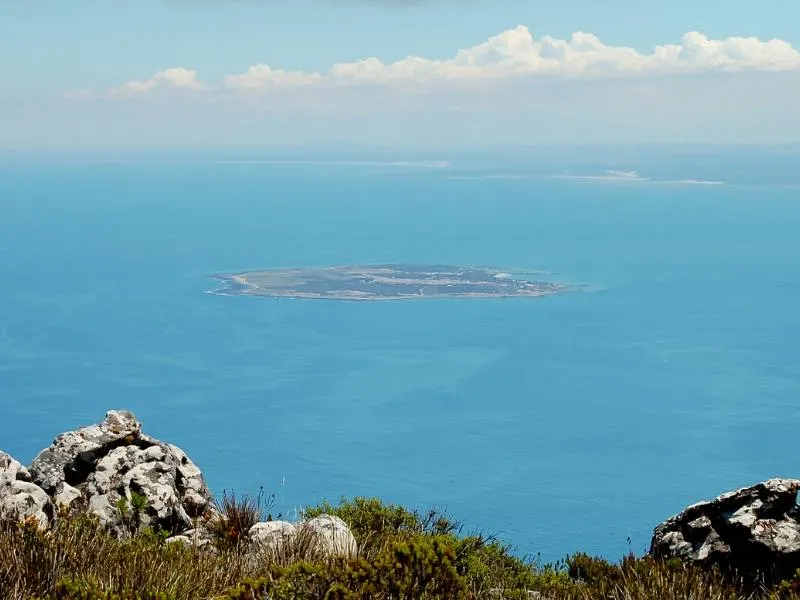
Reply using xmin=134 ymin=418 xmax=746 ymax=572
xmin=0 ymin=451 xmax=53 ymax=526
xmin=28 ymin=410 xmax=212 ymax=535
xmin=300 ymin=514 xmax=358 ymax=558
xmin=166 ymin=528 xmax=216 ymax=553
xmin=85 ymin=445 xmax=192 ymax=535
xmin=29 ymin=410 xmax=142 ymax=496
xmin=250 ymin=520 xmax=298 ymax=551
xmin=1 ymin=452 xmax=30 ymax=483
xmin=650 ymin=478 xmax=800 ymax=580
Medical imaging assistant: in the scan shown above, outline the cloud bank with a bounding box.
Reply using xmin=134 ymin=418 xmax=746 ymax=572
xmin=95 ymin=26 xmax=800 ymax=97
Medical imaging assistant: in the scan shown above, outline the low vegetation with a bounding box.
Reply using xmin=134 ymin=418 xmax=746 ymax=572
xmin=1 ymin=496 xmax=800 ymax=600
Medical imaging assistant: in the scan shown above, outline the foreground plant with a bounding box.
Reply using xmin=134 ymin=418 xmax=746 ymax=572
xmin=3 ymin=498 xmax=800 ymax=600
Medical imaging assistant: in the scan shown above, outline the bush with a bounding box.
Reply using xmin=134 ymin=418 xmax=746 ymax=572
xmin=304 ymin=497 xmax=458 ymax=544
xmin=303 ymin=497 xmax=548 ymax=597
xmin=53 ymin=579 xmax=174 ymax=600
xmin=223 ymin=536 xmax=465 ymax=600
xmin=0 ymin=497 xmax=795 ymax=600
xmin=0 ymin=513 xmax=247 ymax=600
xmin=568 ymin=552 xmax=623 ymax=590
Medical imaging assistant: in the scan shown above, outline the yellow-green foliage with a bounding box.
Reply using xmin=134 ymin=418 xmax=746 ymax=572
xmin=303 ymin=498 xmax=458 ymax=544
xmin=224 ymin=537 xmax=464 ymax=600
xmin=4 ymin=497 xmax=800 ymax=600
xmin=52 ymin=579 xmax=173 ymax=600
xmin=302 ymin=497 xmax=550 ymax=596
xmin=0 ymin=512 xmax=247 ymax=600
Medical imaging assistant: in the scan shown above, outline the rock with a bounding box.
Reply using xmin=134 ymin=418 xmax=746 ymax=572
xmin=166 ymin=528 xmax=216 ymax=553
xmin=300 ymin=514 xmax=358 ymax=558
xmin=250 ymin=520 xmax=297 ymax=550
xmin=54 ymin=483 xmax=82 ymax=509
xmin=27 ymin=410 xmax=212 ymax=536
xmin=1 ymin=452 xmax=30 ymax=484
xmin=650 ymin=478 xmax=800 ymax=580
xmin=84 ymin=445 xmax=193 ymax=535
xmin=0 ymin=451 xmax=53 ymax=526
xmin=29 ymin=410 xmax=142 ymax=495
xmin=164 ymin=442 xmax=208 ymax=517
xmin=165 ymin=534 xmax=194 ymax=548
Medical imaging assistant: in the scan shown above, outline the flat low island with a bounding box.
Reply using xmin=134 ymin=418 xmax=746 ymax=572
xmin=209 ymin=264 xmax=575 ymax=300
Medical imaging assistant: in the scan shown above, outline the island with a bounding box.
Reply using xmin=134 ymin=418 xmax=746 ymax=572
xmin=208 ymin=264 xmax=576 ymax=301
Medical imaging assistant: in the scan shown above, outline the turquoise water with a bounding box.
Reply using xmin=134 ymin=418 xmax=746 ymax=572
xmin=1 ymin=158 xmax=799 ymax=560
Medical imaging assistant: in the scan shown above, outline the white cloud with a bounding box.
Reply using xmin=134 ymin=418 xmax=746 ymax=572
xmin=109 ymin=67 xmax=203 ymax=96
xmin=94 ymin=27 xmax=800 ymax=95
xmin=223 ymin=65 xmax=323 ymax=89
xmin=324 ymin=27 xmax=800 ymax=82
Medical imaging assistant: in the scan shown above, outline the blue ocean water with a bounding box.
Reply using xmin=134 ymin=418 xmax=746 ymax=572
xmin=1 ymin=157 xmax=799 ymax=561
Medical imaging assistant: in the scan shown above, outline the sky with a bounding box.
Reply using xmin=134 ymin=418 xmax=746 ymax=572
xmin=2 ymin=0 xmax=800 ymax=152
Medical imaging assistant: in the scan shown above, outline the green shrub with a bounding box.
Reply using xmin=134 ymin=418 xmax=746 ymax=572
xmin=302 ymin=497 xmax=554 ymax=597
xmin=772 ymin=569 xmax=800 ymax=600
xmin=223 ymin=536 xmax=465 ymax=600
xmin=0 ymin=512 xmax=247 ymax=600
xmin=567 ymin=552 xmax=622 ymax=591
xmin=52 ymin=578 xmax=173 ymax=600
xmin=304 ymin=497 xmax=457 ymax=542
xmin=453 ymin=536 xmax=578 ymax=598
xmin=0 ymin=496 xmax=795 ymax=600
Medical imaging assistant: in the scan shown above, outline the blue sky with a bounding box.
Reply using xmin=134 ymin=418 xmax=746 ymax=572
xmin=2 ymin=0 xmax=800 ymax=151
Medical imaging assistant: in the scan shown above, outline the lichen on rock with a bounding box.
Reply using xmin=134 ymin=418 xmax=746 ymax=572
xmin=26 ymin=410 xmax=212 ymax=536
xmin=650 ymin=478 xmax=800 ymax=579
xmin=1 ymin=450 xmax=53 ymax=526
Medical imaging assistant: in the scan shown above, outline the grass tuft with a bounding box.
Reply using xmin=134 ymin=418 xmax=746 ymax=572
xmin=207 ymin=488 xmax=278 ymax=551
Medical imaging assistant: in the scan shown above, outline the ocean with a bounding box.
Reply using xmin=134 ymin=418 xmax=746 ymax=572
xmin=1 ymin=152 xmax=799 ymax=561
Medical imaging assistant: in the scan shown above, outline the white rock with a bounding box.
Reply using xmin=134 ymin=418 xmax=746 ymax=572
xmin=301 ymin=514 xmax=358 ymax=558
xmin=29 ymin=410 xmax=142 ymax=494
xmin=1 ymin=480 xmax=52 ymax=526
xmin=26 ymin=411 xmax=212 ymax=536
xmin=250 ymin=520 xmax=297 ymax=550
xmin=166 ymin=531 xmax=215 ymax=552
xmin=88 ymin=493 xmax=119 ymax=525
xmin=54 ymin=483 xmax=82 ymax=509
xmin=1 ymin=451 xmax=31 ymax=484
xmin=1 ymin=451 xmax=53 ymax=526
xmin=166 ymin=534 xmax=193 ymax=548
xmin=84 ymin=446 xmax=193 ymax=534
xmin=165 ymin=443 xmax=209 ymax=517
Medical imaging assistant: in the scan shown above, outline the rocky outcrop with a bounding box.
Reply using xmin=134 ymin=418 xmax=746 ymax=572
xmin=0 ymin=451 xmax=53 ymax=526
xmin=29 ymin=410 xmax=142 ymax=498
xmin=650 ymin=478 xmax=800 ymax=580
xmin=4 ymin=410 xmax=360 ymax=558
xmin=26 ymin=410 xmax=212 ymax=535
